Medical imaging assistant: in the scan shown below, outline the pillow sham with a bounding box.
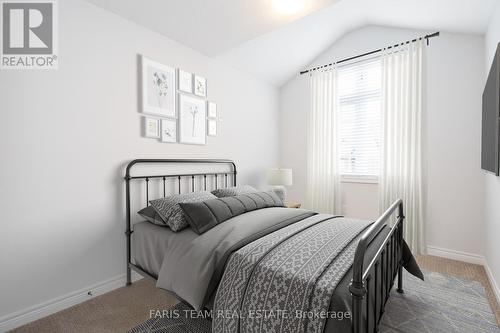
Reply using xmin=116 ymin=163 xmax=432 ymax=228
xmin=137 ymin=205 xmax=166 ymax=226
xmin=149 ymin=191 xmax=217 ymax=232
xmin=211 ymin=185 xmax=258 ymax=198
xmin=179 ymin=191 xmax=284 ymax=234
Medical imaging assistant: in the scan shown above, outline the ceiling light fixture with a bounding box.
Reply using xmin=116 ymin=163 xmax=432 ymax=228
xmin=271 ymin=0 xmax=307 ymax=15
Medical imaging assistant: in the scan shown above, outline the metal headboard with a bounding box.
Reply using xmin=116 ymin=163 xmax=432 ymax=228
xmin=124 ymin=159 xmax=237 ymax=284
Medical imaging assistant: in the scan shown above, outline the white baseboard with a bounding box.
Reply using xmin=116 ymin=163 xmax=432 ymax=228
xmin=426 ymin=245 xmax=500 ymax=305
xmin=484 ymin=261 xmax=500 ymax=305
xmin=426 ymin=245 xmax=486 ymax=265
xmin=0 ymin=272 xmax=142 ymax=333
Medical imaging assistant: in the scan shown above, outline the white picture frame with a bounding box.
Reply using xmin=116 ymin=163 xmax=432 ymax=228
xmin=142 ymin=56 xmax=176 ymax=118
xmin=179 ymin=94 xmax=206 ymax=145
xmin=144 ymin=117 xmax=160 ymax=138
xmin=194 ymin=75 xmax=207 ymax=97
xmin=208 ymin=119 xmax=217 ymax=137
xmin=178 ymin=69 xmax=193 ymax=94
xmin=208 ymin=101 xmax=217 ymax=118
xmin=161 ymin=119 xmax=177 ymax=143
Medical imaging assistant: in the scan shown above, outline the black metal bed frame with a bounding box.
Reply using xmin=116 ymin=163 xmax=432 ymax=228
xmin=124 ymin=159 xmax=404 ymax=333
xmin=124 ymin=159 xmax=237 ymax=285
xmin=349 ymin=199 xmax=405 ymax=333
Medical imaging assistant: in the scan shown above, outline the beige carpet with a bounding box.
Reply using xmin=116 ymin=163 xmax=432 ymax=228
xmin=9 ymin=279 xmax=176 ymax=333
xmin=9 ymin=255 xmax=500 ymax=333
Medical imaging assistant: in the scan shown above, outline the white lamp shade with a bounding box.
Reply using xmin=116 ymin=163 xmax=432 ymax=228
xmin=267 ymin=168 xmax=293 ymax=186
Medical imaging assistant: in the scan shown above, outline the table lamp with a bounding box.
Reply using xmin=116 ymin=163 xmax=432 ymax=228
xmin=267 ymin=168 xmax=292 ymax=202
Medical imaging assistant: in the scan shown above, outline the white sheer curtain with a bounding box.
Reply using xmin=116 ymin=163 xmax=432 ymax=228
xmin=306 ymin=68 xmax=341 ymax=214
xmin=379 ymin=39 xmax=425 ymax=254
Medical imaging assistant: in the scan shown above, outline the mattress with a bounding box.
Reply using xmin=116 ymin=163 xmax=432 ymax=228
xmin=132 ymin=221 xmax=198 ymax=277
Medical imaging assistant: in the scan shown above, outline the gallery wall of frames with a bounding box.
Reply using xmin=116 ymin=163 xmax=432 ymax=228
xmin=141 ymin=55 xmax=218 ymax=145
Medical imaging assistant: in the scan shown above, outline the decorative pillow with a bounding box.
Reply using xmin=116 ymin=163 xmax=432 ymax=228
xmin=211 ymin=185 xmax=258 ymax=198
xmin=149 ymin=191 xmax=217 ymax=232
xmin=271 ymin=186 xmax=286 ymax=202
xmin=179 ymin=191 xmax=284 ymax=234
xmin=137 ymin=206 xmax=166 ymax=226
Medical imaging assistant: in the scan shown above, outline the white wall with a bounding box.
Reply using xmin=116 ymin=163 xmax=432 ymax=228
xmin=280 ymin=26 xmax=486 ymax=256
xmin=0 ymin=0 xmax=279 ymax=325
xmin=484 ymin=1 xmax=500 ymax=301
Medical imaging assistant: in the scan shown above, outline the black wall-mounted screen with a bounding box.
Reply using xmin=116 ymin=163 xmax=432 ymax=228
xmin=482 ymin=43 xmax=500 ymax=176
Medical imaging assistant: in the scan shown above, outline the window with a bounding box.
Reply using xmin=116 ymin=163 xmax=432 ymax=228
xmin=337 ymin=58 xmax=382 ymax=181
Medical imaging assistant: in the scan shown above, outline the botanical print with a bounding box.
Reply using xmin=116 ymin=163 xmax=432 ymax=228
xmin=144 ymin=117 xmax=160 ymax=138
xmin=142 ymin=56 xmax=176 ymax=117
xmin=152 ymin=71 xmax=168 ymax=107
xmin=208 ymin=101 xmax=217 ymax=118
xmin=208 ymin=119 xmax=217 ymax=136
xmin=161 ymin=119 xmax=177 ymax=143
xmin=179 ymin=94 xmax=206 ymax=145
xmin=178 ymin=70 xmax=193 ymax=93
xmin=194 ymin=75 xmax=207 ymax=97
xmin=188 ymin=102 xmax=200 ymax=136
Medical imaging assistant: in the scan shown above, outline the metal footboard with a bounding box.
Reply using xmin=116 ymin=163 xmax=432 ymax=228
xmin=349 ymin=199 xmax=405 ymax=333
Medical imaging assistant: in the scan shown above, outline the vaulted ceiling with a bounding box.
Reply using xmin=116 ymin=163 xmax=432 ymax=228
xmin=85 ymin=0 xmax=340 ymax=56
xmin=87 ymin=0 xmax=498 ymax=86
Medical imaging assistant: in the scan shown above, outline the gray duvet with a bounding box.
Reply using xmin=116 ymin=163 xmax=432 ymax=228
xmin=133 ymin=207 xmax=422 ymax=333
xmin=154 ymin=208 xmax=315 ymax=310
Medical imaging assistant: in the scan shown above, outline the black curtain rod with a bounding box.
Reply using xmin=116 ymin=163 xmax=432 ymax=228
xmin=299 ymin=31 xmax=440 ymax=75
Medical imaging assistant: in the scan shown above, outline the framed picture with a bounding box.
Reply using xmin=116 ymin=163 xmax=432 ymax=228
xmin=194 ymin=75 xmax=207 ymax=97
xmin=161 ymin=119 xmax=177 ymax=143
xmin=142 ymin=56 xmax=176 ymax=118
xmin=178 ymin=69 xmax=193 ymax=94
xmin=208 ymin=119 xmax=217 ymax=137
xmin=179 ymin=94 xmax=206 ymax=145
xmin=208 ymin=101 xmax=217 ymax=118
xmin=144 ymin=117 xmax=160 ymax=138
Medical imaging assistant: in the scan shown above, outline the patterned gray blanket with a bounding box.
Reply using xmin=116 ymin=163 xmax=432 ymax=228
xmin=212 ymin=214 xmax=371 ymax=333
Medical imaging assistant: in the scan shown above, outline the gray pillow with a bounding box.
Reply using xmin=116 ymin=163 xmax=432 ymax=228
xmin=179 ymin=191 xmax=284 ymax=234
xmin=149 ymin=191 xmax=217 ymax=232
xmin=211 ymin=185 xmax=257 ymax=198
xmin=137 ymin=206 xmax=166 ymax=226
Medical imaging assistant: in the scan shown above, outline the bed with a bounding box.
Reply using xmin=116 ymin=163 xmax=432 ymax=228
xmin=124 ymin=159 xmax=423 ymax=333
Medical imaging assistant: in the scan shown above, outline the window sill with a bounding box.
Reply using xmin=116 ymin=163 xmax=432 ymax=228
xmin=341 ymin=175 xmax=379 ymax=184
